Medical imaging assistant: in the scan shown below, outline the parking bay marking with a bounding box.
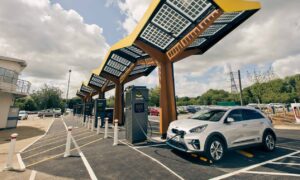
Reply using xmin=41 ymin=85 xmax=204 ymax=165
xmin=119 ymin=140 xmax=184 ymax=180
xmin=23 ymin=133 xmax=99 ymax=160
xmin=243 ymin=171 xmax=300 ymax=177
xmin=25 ymin=137 xmax=103 ymax=168
xmin=237 ymin=150 xmax=254 ymax=158
xmin=23 ymin=131 xmax=93 ymax=153
xmin=210 ymin=150 xmax=300 ymax=180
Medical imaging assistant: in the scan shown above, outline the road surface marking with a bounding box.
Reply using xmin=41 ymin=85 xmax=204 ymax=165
xmin=23 ymin=134 xmax=98 ymax=160
xmin=269 ymin=162 xmax=300 ymax=166
xmin=29 ymin=170 xmax=37 ymax=180
xmin=119 ymin=140 xmax=184 ymax=180
xmin=237 ymin=150 xmax=254 ymax=158
xmin=19 ymin=118 xmax=55 ymax=153
xmin=17 ymin=153 xmax=25 ymax=171
xmin=243 ymin=171 xmax=300 ymax=177
xmin=63 ymin=116 xmax=98 ymax=180
xmin=26 ymin=138 xmax=103 ymax=167
xmin=23 ymin=131 xmax=92 ymax=153
xmin=210 ymin=150 xmax=300 ymax=180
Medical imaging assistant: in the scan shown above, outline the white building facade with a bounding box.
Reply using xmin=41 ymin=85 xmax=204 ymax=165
xmin=0 ymin=56 xmax=30 ymax=129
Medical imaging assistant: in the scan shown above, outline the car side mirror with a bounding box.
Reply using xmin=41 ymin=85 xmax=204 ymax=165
xmin=226 ymin=117 xmax=235 ymax=123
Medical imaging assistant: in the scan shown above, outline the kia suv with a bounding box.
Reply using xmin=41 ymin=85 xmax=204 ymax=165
xmin=166 ymin=107 xmax=276 ymax=162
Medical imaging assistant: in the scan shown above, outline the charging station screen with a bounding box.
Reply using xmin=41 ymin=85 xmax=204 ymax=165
xmin=134 ymin=103 xmax=144 ymax=113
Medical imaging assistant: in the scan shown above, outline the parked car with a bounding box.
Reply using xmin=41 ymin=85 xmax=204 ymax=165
xmin=149 ymin=107 xmax=160 ymax=116
xmin=166 ymin=107 xmax=276 ymax=162
xmin=186 ymin=106 xmax=197 ymax=113
xmin=18 ymin=110 xmax=28 ymax=120
xmin=38 ymin=109 xmax=61 ymax=118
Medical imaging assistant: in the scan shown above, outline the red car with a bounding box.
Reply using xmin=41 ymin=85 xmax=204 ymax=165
xmin=149 ymin=107 xmax=160 ymax=116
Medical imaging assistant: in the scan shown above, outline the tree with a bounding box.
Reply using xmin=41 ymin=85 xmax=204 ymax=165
xmin=149 ymin=86 xmax=160 ymax=107
xmin=68 ymin=97 xmax=83 ymax=109
xmin=31 ymin=84 xmax=64 ymax=111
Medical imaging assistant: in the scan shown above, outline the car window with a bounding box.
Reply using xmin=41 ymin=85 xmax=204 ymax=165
xmin=191 ymin=110 xmax=226 ymax=122
xmin=227 ymin=109 xmax=243 ymax=122
xmin=242 ymin=109 xmax=265 ymax=120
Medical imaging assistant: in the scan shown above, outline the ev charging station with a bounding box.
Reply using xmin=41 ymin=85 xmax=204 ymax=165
xmin=84 ymin=103 xmax=93 ymax=122
xmin=125 ymin=86 xmax=149 ymax=144
xmin=94 ymin=99 xmax=106 ymax=128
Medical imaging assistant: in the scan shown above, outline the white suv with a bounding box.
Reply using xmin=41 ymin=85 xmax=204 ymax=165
xmin=166 ymin=107 xmax=276 ymax=162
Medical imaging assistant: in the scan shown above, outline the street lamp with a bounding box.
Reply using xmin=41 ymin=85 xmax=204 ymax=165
xmin=66 ymin=69 xmax=72 ymax=109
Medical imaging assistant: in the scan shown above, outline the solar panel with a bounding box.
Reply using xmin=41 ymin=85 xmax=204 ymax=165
xmin=111 ymin=54 xmax=131 ymax=66
xmin=127 ymin=46 xmax=148 ymax=56
xmin=140 ymin=23 xmax=175 ymax=50
xmin=215 ymin=11 xmax=244 ymax=23
xmin=81 ymin=86 xmax=94 ymax=93
xmin=152 ymin=4 xmax=191 ymax=37
xmin=90 ymin=76 xmax=106 ymax=87
xmin=167 ymin=0 xmax=212 ymax=21
xmin=189 ymin=38 xmax=206 ymax=48
xmin=104 ymin=66 xmax=122 ymax=77
xmin=120 ymin=48 xmax=140 ymax=58
xmin=200 ymin=24 xmax=226 ymax=37
xmin=107 ymin=60 xmax=127 ymax=72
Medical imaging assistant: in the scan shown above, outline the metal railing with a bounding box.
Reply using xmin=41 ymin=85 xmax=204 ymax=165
xmin=0 ymin=67 xmax=31 ymax=95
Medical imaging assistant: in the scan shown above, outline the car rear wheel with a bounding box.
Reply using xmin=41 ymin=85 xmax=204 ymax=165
xmin=206 ymin=137 xmax=225 ymax=162
xmin=262 ymin=132 xmax=276 ymax=151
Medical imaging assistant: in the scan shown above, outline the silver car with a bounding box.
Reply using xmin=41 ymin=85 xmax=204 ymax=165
xmin=166 ymin=107 xmax=276 ymax=162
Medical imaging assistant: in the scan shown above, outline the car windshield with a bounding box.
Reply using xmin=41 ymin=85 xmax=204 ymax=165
xmin=191 ymin=109 xmax=226 ymax=122
xmin=19 ymin=111 xmax=25 ymax=114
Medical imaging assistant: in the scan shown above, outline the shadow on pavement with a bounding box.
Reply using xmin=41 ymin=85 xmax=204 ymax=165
xmin=0 ymin=126 xmax=45 ymax=144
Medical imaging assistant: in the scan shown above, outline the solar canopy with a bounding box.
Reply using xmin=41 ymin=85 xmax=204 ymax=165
xmin=91 ymin=0 xmax=260 ymax=84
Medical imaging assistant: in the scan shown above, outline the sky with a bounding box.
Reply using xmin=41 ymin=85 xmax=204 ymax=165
xmin=0 ymin=0 xmax=299 ymax=98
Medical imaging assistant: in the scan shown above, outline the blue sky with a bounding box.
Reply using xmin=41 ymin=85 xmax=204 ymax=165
xmin=1 ymin=0 xmax=299 ymax=98
xmin=50 ymin=0 xmax=124 ymax=45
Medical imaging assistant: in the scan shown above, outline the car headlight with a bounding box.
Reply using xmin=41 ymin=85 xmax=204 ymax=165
xmin=189 ymin=125 xmax=207 ymax=133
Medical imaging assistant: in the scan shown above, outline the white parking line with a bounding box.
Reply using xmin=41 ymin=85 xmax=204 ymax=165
xmin=119 ymin=140 xmax=184 ymax=180
xmin=243 ymin=171 xmax=300 ymax=177
xmin=19 ymin=118 xmax=55 ymax=153
xmin=210 ymin=150 xmax=300 ymax=180
xmin=62 ymin=116 xmax=98 ymax=180
xmin=29 ymin=170 xmax=37 ymax=180
xmin=269 ymin=162 xmax=300 ymax=166
xmin=289 ymin=156 xmax=300 ymax=158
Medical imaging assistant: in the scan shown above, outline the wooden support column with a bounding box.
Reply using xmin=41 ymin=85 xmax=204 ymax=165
xmin=158 ymin=61 xmax=177 ymax=138
xmin=98 ymin=92 xmax=105 ymax=99
xmin=113 ymin=82 xmax=124 ymax=125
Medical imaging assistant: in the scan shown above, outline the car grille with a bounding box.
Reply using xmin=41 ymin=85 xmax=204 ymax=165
xmin=167 ymin=139 xmax=187 ymax=151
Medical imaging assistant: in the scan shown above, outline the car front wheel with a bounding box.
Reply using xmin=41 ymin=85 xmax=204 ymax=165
xmin=206 ymin=137 xmax=225 ymax=162
xmin=262 ymin=132 xmax=276 ymax=151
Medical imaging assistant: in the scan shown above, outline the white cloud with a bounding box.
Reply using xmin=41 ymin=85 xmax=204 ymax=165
xmin=0 ymin=0 xmax=109 ymax=98
xmin=272 ymin=54 xmax=300 ymax=78
xmin=112 ymin=0 xmax=300 ymax=96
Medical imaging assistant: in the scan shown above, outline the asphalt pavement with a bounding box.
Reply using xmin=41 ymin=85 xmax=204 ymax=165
xmin=20 ymin=115 xmax=300 ymax=180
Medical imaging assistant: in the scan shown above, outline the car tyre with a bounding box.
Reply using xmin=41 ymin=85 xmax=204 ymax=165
xmin=205 ymin=137 xmax=225 ymax=163
xmin=262 ymin=131 xmax=276 ymax=152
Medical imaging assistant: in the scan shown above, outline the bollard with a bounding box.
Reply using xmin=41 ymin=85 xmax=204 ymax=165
xmin=113 ymin=119 xmax=119 ymax=146
xmin=4 ymin=133 xmax=18 ymax=170
xmin=64 ymin=126 xmax=72 ymax=157
xmin=97 ymin=118 xmax=101 ymax=135
xmin=85 ymin=116 xmax=88 ymax=127
xmin=104 ymin=117 xmax=109 ymax=139
xmin=91 ymin=117 xmax=95 ymax=132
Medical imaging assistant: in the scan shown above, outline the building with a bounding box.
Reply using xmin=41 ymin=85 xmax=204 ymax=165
xmin=0 ymin=56 xmax=31 ymax=129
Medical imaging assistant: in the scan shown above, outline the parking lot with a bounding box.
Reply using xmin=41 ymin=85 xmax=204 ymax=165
xmin=20 ymin=115 xmax=300 ymax=180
